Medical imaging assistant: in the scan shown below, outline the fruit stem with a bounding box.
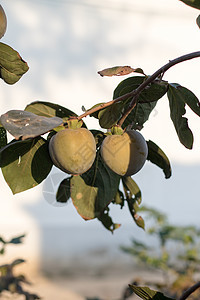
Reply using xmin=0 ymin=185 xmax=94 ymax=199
xmin=77 ymin=51 xmax=200 ymax=122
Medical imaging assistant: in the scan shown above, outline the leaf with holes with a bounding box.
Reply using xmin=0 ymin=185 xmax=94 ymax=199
xmin=147 ymin=140 xmax=171 ymax=179
xmin=122 ymin=177 xmax=144 ymax=229
xmin=0 ymin=110 xmax=63 ymax=140
xmin=71 ymin=152 xmax=120 ymax=220
xmin=167 ymin=84 xmax=194 ymax=149
xmin=0 ymin=42 xmax=29 ymax=84
xmin=122 ymin=176 xmax=142 ymax=204
xmin=0 ymin=137 xmax=53 ymax=194
xmin=98 ymin=209 xmax=121 ymax=233
xmin=113 ymin=189 xmax=125 ymax=207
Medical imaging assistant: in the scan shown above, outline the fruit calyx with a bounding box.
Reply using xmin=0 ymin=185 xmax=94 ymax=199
xmin=66 ymin=118 xmax=83 ymax=130
xmin=110 ymin=125 xmax=124 ymax=135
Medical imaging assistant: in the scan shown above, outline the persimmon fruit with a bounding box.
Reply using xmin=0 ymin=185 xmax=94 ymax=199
xmin=0 ymin=5 xmax=7 ymax=39
xmin=101 ymin=130 xmax=148 ymax=176
xmin=49 ymin=128 xmax=96 ymax=175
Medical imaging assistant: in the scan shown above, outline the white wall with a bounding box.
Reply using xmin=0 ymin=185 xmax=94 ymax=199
xmin=0 ymin=0 xmax=200 ymax=274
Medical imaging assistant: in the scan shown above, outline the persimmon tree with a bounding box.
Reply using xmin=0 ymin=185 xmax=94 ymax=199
xmin=0 ymin=1 xmax=200 ymax=236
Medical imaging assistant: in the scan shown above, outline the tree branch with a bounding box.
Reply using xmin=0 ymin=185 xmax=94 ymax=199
xmin=77 ymin=51 xmax=200 ymax=123
xmin=118 ymin=50 xmax=200 ymax=126
xmin=77 ymin=89 xmax=134 ymax=121
xmin=179 ymin=281 xmax=200 ymax=300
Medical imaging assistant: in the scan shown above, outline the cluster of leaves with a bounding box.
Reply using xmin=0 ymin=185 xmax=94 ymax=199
xmin=0 ymin=96 xmax=172 ymax=232
xmin=1 ymin=69 xmax=200 ymax=231
xmin=0 ymin=259 xmax=40 ymax=300
xmin=121 ymin=206 xmax=200 ymax=299
xmin=0 ymin=234 xmax=40 ymax=300
xmin=0 ymin=0 xmax=200 ymax=233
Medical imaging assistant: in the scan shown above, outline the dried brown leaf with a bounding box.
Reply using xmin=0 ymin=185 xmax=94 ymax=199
xmin=98 ymin=66 xmax=144 ymax=77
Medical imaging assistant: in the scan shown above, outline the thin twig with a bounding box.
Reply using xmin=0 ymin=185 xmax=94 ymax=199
xmin=77 ymin=90 xmax=134 ymax=121
xmin=179 ymin=281 xmax=200 ymax=300
xmin=117 ymin=96 xmax=138 ymax=127
xmin=77 ymin=51 xmax=200 ymax=123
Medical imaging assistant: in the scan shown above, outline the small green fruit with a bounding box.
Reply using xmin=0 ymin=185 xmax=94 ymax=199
xmin=101 ymin=130 xmax=148 ymax=176
xmin=0 ymin=5 xmax=7 ymax=39
xmin=49 ymin=128 xmax=96 ymax=175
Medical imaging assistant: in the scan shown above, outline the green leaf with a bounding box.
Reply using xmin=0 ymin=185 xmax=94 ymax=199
xmin=139 ymin=80 xmax=168 ymax=103
xmin=169 ymin=83 xmax=200 ymax=116
xmin=25 ymin=101 xmax=77 ymax=120
xmin=122 ymin=177 xmax=142 ymax=204
xmin=8 ymin=234 xmax=25 ymax=245
xmin=0 ymin=248 xmax=5 ymax=255
xmin=197 ymin=15 xmax=200 ymax=28
xmin=90 ymin=130 xmax=105 ymax=148
xmin=0 ymin=237 xmax=6 ymax=244
xmin=179 ymin=0 xmax=200 ymax=10
xmin=98 ymin=76 xmax=145 ymax=129
xmin=114 ymin=76 xmax=168 ymax=103
xmin=98 ymin=209 xmax=121 ymax=232
xmin=71 ymin=152 xmax=120 ymax=220
xmin=98 ymin=76 xmax=164 ymax=129
xmin=98 ymin=102 xmax=124 ymax=128
xmin=113 ymin=76 xmax=146 ymax=99
xmin=113 ymin=189 xmax=125 ymax=207
xmin=0 ymin=137 xmax=53 ymax=194
xmin=167 ymin=84 xmax=194 ymax=149
xmin=88 ymin=102 xmax=105 ymax=119
xmin=0 ymin=110 xmax=63 ymax=140
xmin=0 ymin=42 xmax=29 ymax=84
xmin=129 ymin=285 xmax=175 ymax=300
xmin=123 ymin=101 xmax=157 ymax=129
xmin=11 ymin=259 xmax=25 ymax=267
xmin=147 ymin=140 xmax=171 ymax=179
xmin=56 ymin=177 xmax=71 ymax=203
xmin=0 ymin=126 xmax=7 ymax=149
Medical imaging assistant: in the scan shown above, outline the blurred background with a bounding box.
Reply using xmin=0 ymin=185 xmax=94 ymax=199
xmin=0 ymin=0 xmax=200 ymax=299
